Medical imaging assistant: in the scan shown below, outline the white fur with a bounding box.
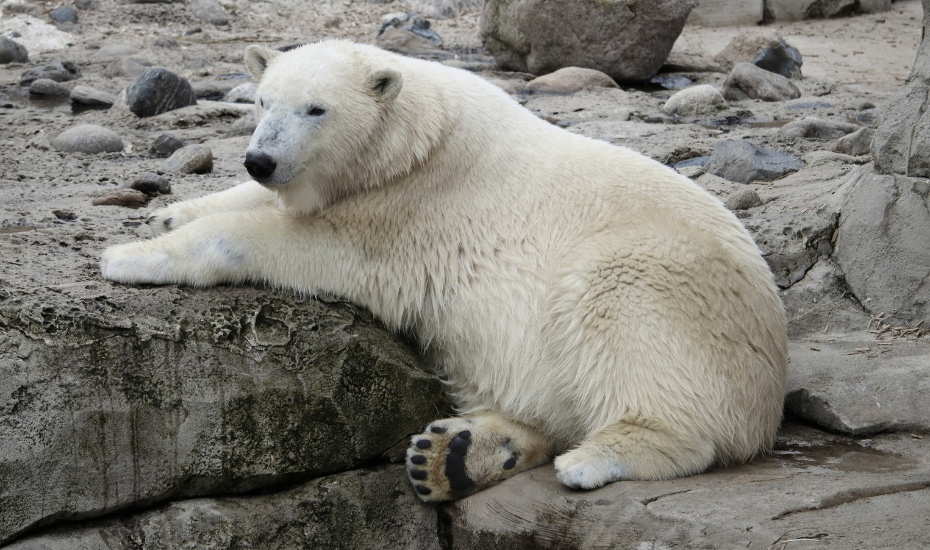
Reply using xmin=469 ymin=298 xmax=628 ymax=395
xmin=102 ymin=41 xmax=788 ymax=493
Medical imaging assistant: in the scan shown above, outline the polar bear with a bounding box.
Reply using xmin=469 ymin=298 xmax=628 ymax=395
xmin=101 ymin=41 xmax=788 ymax=502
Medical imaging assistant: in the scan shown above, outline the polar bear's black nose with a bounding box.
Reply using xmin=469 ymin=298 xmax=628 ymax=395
xmin=244 ymin=151 xmax=276 ymax=180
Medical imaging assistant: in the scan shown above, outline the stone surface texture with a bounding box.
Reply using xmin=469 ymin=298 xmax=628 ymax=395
xmin=705 ymin=139 xmax=806 ymax=183
xmin=724 ymin=62 xmax=802 ymax=101
xmin=70 ymin=85 xmax=117 ymax=105
xmin=834 ymin=167 xmax=930 ymax=326
xmin=836 ymin=127 xmax=874 ymax=156
xmin=525 ymin=67 xmax=618 ymax=94
xmin=190 ymin=0 xmax=230 ymax=25
xmin=159 ymin=144 xmax=214 ymax=173
xmin=49 ymin=124 xmax=123 ymax=153
xmin=91 ymin=188 xmax=150 ymax=207
xmin=872 ymin=0 xmax=930 ymax=177
xmin=779 ymin=117 xmax=861 ymax=140
xmin=480 ymin=0 xmax=695 ymax=81
xmin=662 ymin=84 xmax=727 ymax=116
xmin=0 ymin=37 xmax=29 ymax=64
xmin=28 ymin=78 xmax=69 ymax=96
xmin=122 ymin=68 xmax=197 ymax=118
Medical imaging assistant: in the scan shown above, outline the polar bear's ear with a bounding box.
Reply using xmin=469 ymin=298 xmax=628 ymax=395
xmin=371 ymin=68 xmax=403 ymax=102
xmin=244 ymin=46 xmax=281 ymax=81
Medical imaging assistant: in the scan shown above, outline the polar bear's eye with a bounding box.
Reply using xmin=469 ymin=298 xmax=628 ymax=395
xmin=308 ymin=106 xmax=326 ymax=117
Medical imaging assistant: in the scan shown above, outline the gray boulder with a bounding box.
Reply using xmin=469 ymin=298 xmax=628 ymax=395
xmin=149 ymin=133 xmax=184 ymax=157
xmin=0 ymin=276 xmax=450 ymax=544
xmin=705 ymin=140 xmax=806 ymax=184
xmin=834 ymin=167 xmax=930 ymax=326
xmin=779 ymin=118 xmax=861 ymax=140
xmin=122 ymin=68 xmax=197 ymax=118
xmin=190 ymin=0 xmax=230 ymax=25
xmin=19 ymin=60 xmax=81 ymax=86
xmin=872 ymin=0 xmax=930 ymax=177
xmin=50 ymin=124 xmax=123 ymax=154
xmin=0 ymin=36 xmax=28 ymax=64
xmin=724 ymin=62 xmax=801 ymax=102
xmin=714 ymin=29 xmax=802 ymax=78
xmin=480 ymin=0 xmax=695 ymax=81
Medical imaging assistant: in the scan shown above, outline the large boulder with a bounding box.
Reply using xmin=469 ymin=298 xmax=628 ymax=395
xmin=0 ymin=256 xmax=451 ymax=544
xmin=872 ymin=0 xmax=930 ymax=177
xmin=834 ymin=167 xmax=930 ymax=326
xmin=480 ymin=0 xmax=695 ymax=81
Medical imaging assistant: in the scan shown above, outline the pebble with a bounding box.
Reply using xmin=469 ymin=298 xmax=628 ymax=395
xmin=526 ymin=67 xmax=618 ymax=94
xmin=855 ymin=101 xmax=876 ymax=111
xmin=70 ymin=85 xmax=117 ymax=105
xmin=150 ymin=134 xmax=185 ymax=158
xmin=779 ymin=118 xmax=860 ymax=140
xmin=192 ymin=81 xmax=223 ymax=99
xmin=128 ymin=173 xmax=171 ymax=195
xmin=92 ymin=189 xmax=150 ymax=208
xmin=226 ymin=82 xmax=257 ymax=103
xmin=226 ymin=112 xmax=257 ymax=137
xmin=160 ymin=144 xmax=213 ymax=174
xmin=20 ymin=60 xmax=82 ymax=86
xmin=649 ymin=75 xmax=692 ymax=90
xmin=124 ymin=69 xmax=197 ymax=118
xmin=662 ymin=85 xmax=727 ymax=117
xmin=154 ymin=37 xmax=179 ymax=48
xmin=50 ymin=6 xmax=78 ymax=24
xmin=704 ymin=140 xmax=805 ymax=183
xmin=836 ymin=127 xmax=875 ymax=157
xmin=51 ymin=124 xmax=124 ymax=154
xmin=723 ymin=62 xmax=800 ymax=102
xmin=74 ymin=0 xmax=97 ymax=10
xmin=29 ymin=78 xmax=70 ymax=96
xmin=725 ymin=189 xmax=763 ymax=210
xmin=0 ymin=36 xmax=29 ymax=64
xmin=855 ymin=109 xmax=882 ymax=128
xmin=190 ymin=0 xmax=230 ymax=26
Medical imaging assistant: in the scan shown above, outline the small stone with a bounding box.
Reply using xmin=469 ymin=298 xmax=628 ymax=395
xmin=70 ymin=85 xmax=117 ymax=105
xmin=226 ymin=112 xmax=257 ymax=137
xmin=725 ymin=189 xmax=763 ymax=210
xmin=662 ymin=85 xmax=727 ymax=117
xmin=92 ymin=189 xmax=149 ymax=208
xmin=150 ymin=134 xmax=186 ymax=158
xmin=154 ymin=36 xmax=179 ymax=48
xmin=29 ymin=78 xmax=70 ymax=96
xmin=123 ymin=69 xmax=197 ymax=118
xmin=160 ymin=145 xmax=213 ymax=174
xmin=677 ymin=165 xmax=705 ymax=179
xmin=836 ymin=127 xmax=875 ymax=157
xmin=779 ymin=118 xmax=860 ymax=140
xmin=74 ymin=0 xmax=97 ymax=10
xmin=705 ymin=140 xmax=805 ymax=184
xmin=526 ymin=67 xmax=618 ymax=94
xmin=378 ymin=13 xmax=443 ymax=46
xmin=128 ymin=173 xmax=171 ymax=195
xmin=0 ymin=36 xmax=29 ymax=64
xmin=855 ymin=101 xmax=876 ymax=112
xmin=185 ymin=27 xmax=203 ymax=36
xmin=376 ymin=26 xmax=441 ymax=55
xmin=190 ymin=0 xmax=230 ymax=26
xmin=51 ymin=124 xmax=123 ymax=154
xmin=102 ymin=57 xmax=152 ymax=78
xmin=226 ymin=82 xmax=257 ymax=103
xmin=855 ymin=109 xmax=882 ymax=129
xmin=20 ymin=60 xmax=82 ymax=86
xmin=723 ymin=62 xmax=801 ymax=102
xmin=50 ymin=6 xmax=78 ymax=24
xmin=323 ymin=16 xmax=342 ymax=28
xmin=714 ymin=30 xmax=802 ymax=78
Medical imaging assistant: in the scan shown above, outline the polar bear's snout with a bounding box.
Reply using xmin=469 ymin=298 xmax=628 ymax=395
xmin=244 ymin=151 xmax=277 ymax=180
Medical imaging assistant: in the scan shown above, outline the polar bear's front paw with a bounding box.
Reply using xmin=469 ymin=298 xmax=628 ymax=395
xmin=147 ymin=203 xmax=196 ymax=236
xmin=554 ymin=450 xmax=627 ymax=490
xmin=406 ymin=417 xmax=538 ymax=502
xmin=100 ymin=241 xmax=174 ymax=285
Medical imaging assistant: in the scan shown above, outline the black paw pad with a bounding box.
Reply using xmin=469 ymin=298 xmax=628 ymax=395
xmin=416 ymin=439 xmax=432 ymax=450
xmin=410 ymin=454 xmax=426 ymax=465
xmin=445 ymin=436 xmax=474 ymax=492
xmin=409 ymin=469 xmax=427 ymax=480
xmin=163 ymin=217 xmax=172 ymax=227
xmin=459 ymin=430 xmax=471 ymax=440
xmin=503 ymin=457 xmax=517 ymax=470
xmin=416 ymin=485 xmax=431 ymax=495
xmin=430 ymin=426 xmax=447 ymax=434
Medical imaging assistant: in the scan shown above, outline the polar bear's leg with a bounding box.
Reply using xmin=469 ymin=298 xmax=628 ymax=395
xmin=406 ymin=412 xmax=555 ymax=502
xmin=553 ymin=415 xmax=716 ymax=489
xmin=148 ymin=181 xmax=276 ymax=235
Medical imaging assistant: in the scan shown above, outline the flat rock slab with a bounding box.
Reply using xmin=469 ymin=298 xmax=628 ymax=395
xmin=442 ymin=425 xmax=930 ymax=549
xmin=705 ymin=139 xmax=805 ymax=184
xmin=3 ymin=466 xmax=442 ymax=550
xmin=787 ymin=335 xmax=930 ymax=435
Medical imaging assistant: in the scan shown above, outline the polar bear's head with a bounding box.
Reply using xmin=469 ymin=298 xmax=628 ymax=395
xmin=243 ymin=42 xmax=421 ymax=214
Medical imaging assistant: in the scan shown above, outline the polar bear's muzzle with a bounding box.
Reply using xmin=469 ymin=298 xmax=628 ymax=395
xmin=244 ymin=151 xmax=277 ymax=181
